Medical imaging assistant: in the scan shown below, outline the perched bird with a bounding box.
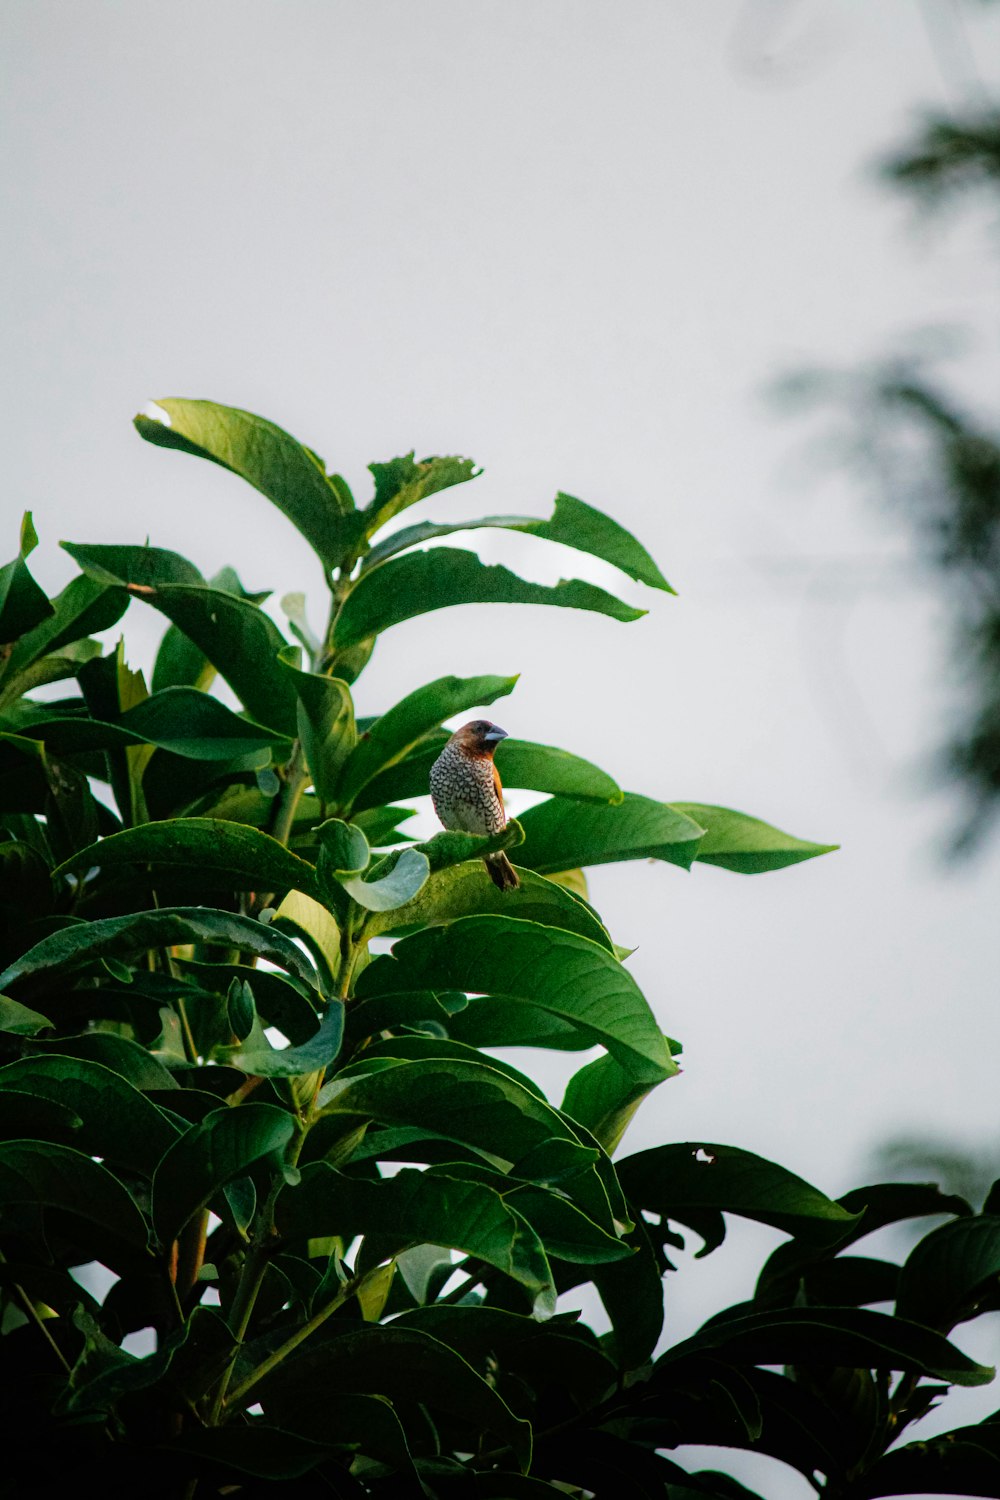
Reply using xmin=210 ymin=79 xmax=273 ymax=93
xmin=430 ymin=719 xmax=521 ymax=890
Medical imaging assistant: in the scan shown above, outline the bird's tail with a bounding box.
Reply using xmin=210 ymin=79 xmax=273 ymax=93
xmin=485 ymin=852 xmax=520 ymax=891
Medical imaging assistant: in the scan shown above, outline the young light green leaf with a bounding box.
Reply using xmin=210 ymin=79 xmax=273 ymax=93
xmin=332 ymin=547 xmax=644 ymax=649
xmin=0 ymin=994 xmax=52 ymax=1036
xmin=357 ymin=917 xmax=675 ymax=1085
xmin=670 ymin=803 xmax=839 ymax=873
xmin=341 ymin=847 xmax=431 ymax=911
xmin=135 ymin=399 xmax=362 ymax=572
xmin=562 ymin=1051 xmax=669 ymax=1155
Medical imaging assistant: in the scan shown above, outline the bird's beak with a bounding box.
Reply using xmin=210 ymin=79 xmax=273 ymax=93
xmin=483 ymin=727 xmax=509 ymax=744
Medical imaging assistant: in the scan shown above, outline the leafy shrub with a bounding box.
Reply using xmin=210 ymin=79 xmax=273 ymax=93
xmin=0 ymin=400 xmax=996 ymax=1496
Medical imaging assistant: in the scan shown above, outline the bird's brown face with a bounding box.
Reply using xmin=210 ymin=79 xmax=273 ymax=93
xmin=451 ymin=719 xmax=509 ymax=756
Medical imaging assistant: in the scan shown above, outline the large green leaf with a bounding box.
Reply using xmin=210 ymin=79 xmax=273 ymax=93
xmin=151 ymin=1103 xmax=295 ymax=1244
xmin=896 ymin=1216 xmax=1000 ymax=1329
xmin=336 ymin=673 xmax=519 ymax=807
xmin=516 ymin=793 xmax=706 ymax=874
xmin=151 ymin=565 xmax=266 ymax=694
xmin=276 ymin=1163 xmax=555 ymax=1311
xmin=135 ymin=399 xmax=361 ymax=572
xmin=363 ymin=452 xmax=478 ymax=536
xmin=253 ymin=1323 xmax=532 ymax=1470
xmin=363 ymin=491 xmax=673 ymax=593
xmin=659 ymin=1306 xmax=995 ymax=1386
xmin=277 ymin=650 xmax=355 ymax=804
xmin=617 ymin=1143 xmax=859 ymax=1243
xmin=53 ymin=819 xmax=320 ymax=901
xmin=859 ymin=1421 xmax=1000 ymax=1499
xmin=672 ymin=803 xmax=838 ymax=873
xmin=0 ymin=1139 xmax=148 ymax=1246
xmin=0 ymin=1055 xmax=179 ymax=1175
xmin=332 ymin=547 xmax=644 ymax=649
xmin=23 ymin=692 xmax=290 ymax=764
xmin=317 ymin=1057 xmax=598 ymax=1182
xmin=61 ymin=544 xmax=297 ymax=734
xmin=357 ymin=915 xmax=675 ymax=1084
xmin=354 ymin=735 xmax=622 ymax=812
xmin=364 ymin=859 xmax=615 ymax=952
xmin=0 ymin=906 xmax=323 ymax=995
xmin=231 ymin=1003 xmax=344 ymax=1077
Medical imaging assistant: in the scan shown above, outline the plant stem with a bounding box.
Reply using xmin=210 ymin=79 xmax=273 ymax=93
xmin=224 ymin=1263 xmax=384 ymax=1412
xmin=0 ymin=1250 xmax=71 ymax=1374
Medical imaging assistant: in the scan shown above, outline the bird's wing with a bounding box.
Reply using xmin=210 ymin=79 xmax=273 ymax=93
xmin=492 ymin=760 xmax=504 ymax=809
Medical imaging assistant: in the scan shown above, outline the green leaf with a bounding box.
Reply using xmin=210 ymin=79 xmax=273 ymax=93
xmin=151 ymin=1103 xmax=296 ymax=1244
xmin=0 ymin=1055 xmax=180 ymax=1175
xmin=53 ymin=819 xmax=320 ymax=901
xmin=516 ymin=793 xmax=706 ymax=874
xmin=562 ymin=1051 xmax=669 ymax=1154
xmin=660 ymin=1306 xmax=995 ymax=1386
xmin=341 ymin=846 xmax=431 ymax=911
xmin=32 ymin=1031 xmax=180 ymax=1090
xmin=896 ymin=1216 xmax=1000 ymax=1329
xmin=0 ymin=906 xmax=323 ymax=996
xmin=254 ymin=1323 xmax=532 ymax=1470
xmin=755 ymin=1181 xmax=973 ymax=1300
xmin=364 ymin=859 xmax=615 ymax=952
xmin=318 ymin=1057 xmax=597 ymax=1183
xmin=617 ymin=1143 xmax=859 ymax=1242
xmin=61 ymin=543 xmax=297 ymax=734
xmin=0 ymin=994 xmax=52 ymax=1036
xmin=424 ymin=1163 xmax=631 ymax=1265
xmin=355 ymin=736 xmax=622 ymax=812
xmin=363 ymin=491 xmax=674 ymax=595
xmin=135 ymin=399 xmax=361 ymax=572
xmin=357 ymin=916 xmax=675 ymax=1085
xmin=0 ymin=513 xmax=54 ymax=645
xmin=277 ymin=649 xmax=355 ymax=803
xmin=332 ymin=547 xmax=645 ymax=649
xmin=277 ymin=1163 xmax=555 ymax=1312
xmin=24 ymin=691 xmax=288 ymax=765
xmin=316 ymin=816 xmax=371 ymax=875
xmin=0 ymin=573 xmax=127 ymax=692
xmin=231 ymin=1003 xmax=344 ymax=1077
xmin=121 ymin=687 xmax=291 ymax=759
xmin=672 ymin=803 xmax=839 ymax=873
xmin=337 ymin=672 xmax=519 ymax=808
xmin=0 ymin=1140 xmax=148 ymax=1246
xmin=364 ymin=452 xmax=479 ymax=536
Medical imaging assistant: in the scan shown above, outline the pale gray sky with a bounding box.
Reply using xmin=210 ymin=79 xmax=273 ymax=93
xmin=3 ymin=2 xmax=1000 ymax=1490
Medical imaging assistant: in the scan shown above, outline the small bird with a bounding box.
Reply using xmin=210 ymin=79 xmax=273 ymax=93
xmin=430 ymin=719 xmax=520 ymax=891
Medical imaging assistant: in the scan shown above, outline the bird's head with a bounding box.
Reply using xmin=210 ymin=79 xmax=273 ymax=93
xmin=450 ymin=719 xmax=510 ymax=757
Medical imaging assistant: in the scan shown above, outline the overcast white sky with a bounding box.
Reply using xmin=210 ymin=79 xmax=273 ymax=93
xmin=3 ymin=2 xmax=1000 ymax=1490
